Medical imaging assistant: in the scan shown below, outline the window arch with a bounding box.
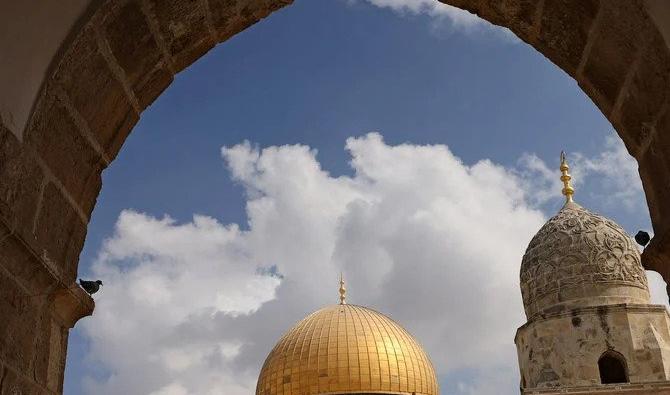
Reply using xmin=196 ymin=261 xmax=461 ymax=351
xmin=598 ymin=350 xmax=628 ymax=384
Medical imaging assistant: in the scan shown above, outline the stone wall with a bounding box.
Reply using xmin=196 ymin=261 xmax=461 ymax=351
xmin=516 ymin=304 xmax=670 ymax=390
xmin=1 ymin=1 xmax=670 ymax=394
xmin=0 ymin=186 xmax=94 ymax=393
xmin=525 ymin=381 xmax=670 ymax=394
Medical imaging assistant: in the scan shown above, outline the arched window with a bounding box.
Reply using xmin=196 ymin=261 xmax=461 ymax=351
xmin=598 ymin=350 xmax=628 ymax=384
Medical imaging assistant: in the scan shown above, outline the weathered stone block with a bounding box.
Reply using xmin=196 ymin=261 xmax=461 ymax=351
xmin=538 ymin=0 xmax=599 ymax=75
xmin=56 ymin=27 xmax=138 ymax=160
xmin=583 ymin=2 xmax=646 ymax=113
xmin=136 ymin=65 xmax=173 ymax=110
xmin=0 ymin=364 xmax=46 ymax=395
xmin=174 ymin=39 xmax=214 ymax=73
xmin=469 ymin=0 xmax=539 ymax=42
xmin=104 ymin=1 xmax=162 ymax=91
xmin=47 ymin=322 xmax=66 ymax=392
xmin=32 ymin=314 xmax=54 ymax=389
xmin=618 ymin=31 xmax=670 ymax=152
xmin=642 ymin=109 xmax=670 ymax=233
xmin=34 ymin=183 xmax=88 ymax=282
xmin=0 ymin=268 xmax=41 ymax=377
xmin=210 ymin=0 xmax=291 ymax=40
xmin=150 ymin=0 xmax=213 ymax=71
xmin=0 ymin=123 xmax=44 ymax=231
xmin=26 ymin=95 xmax=104 ymax=219
xmin=241 ymin=0 xmax=292 ymax=21
xmin=209 ymin=0 xmax=239 ymax=34
xmin=0 ymin=235 xmax=57 ymax=295
xmin=639 ymin=128 xmax=670 ymax=237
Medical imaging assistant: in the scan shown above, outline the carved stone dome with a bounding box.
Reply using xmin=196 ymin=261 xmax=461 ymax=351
xmin=520 ymin=201 xmax=649 ymax=318
xmin=256 ymin=304 xmax=438 ymax=395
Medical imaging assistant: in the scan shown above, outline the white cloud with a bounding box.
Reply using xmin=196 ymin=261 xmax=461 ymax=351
xmin=576 ymin=136 xmax=646 ymax=212
xmin=359 ymin=0 xmax=482 ymax=28
xmin=515 ymin=136 xmax=647 ymax=214
xmin=647 ymin=270 xmax=669 ymax=308
xmin=80 ymin=133 xmax=656 ymax=395
xmin=351 ymin=0 xmax=518 ymax=41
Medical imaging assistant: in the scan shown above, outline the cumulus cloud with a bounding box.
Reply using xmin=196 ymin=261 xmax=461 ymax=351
xmin=516 ymin=136 xmax=647 ymax=213
xmin=358 ymin=0 xmax=481 ymax=28
xmin=80 ymin=133 xmax=657 ymax=395
xmin=351 ymin=0 xmax=518 ymax=40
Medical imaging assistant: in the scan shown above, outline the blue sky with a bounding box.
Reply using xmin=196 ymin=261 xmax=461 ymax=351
xmin=64 ymin=1 xmax=656 ymax=394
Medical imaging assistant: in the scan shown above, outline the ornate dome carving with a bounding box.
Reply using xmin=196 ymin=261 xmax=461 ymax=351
xmin=256 ymin=304 xmax=438 ymax=395
xmin=520 ymin=201 xmax=649 ymax=318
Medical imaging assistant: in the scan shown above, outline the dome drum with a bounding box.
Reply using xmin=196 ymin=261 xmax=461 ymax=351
xmin=524 ymin=283 xmax=650 ymax=318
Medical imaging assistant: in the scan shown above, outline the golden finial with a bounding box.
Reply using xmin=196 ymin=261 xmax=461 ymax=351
xmin=339 ymin=273 xmax=346 ymax=305
xmin=560 ymin=151 xmax=575 ymax=204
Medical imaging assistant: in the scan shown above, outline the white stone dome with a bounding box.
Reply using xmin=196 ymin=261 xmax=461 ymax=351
xmin=520 ymin=201 xmax=649 ymax=318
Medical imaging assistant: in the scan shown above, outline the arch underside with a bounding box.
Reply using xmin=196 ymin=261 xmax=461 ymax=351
xmin=1 ymin=0 xmax=670 ymax=394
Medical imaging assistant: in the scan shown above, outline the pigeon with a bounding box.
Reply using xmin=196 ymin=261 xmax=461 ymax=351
xmin=79 ymin=279 xmax=103 ymax=295
xmin=635 ymin=231 xmax=651 ymax=247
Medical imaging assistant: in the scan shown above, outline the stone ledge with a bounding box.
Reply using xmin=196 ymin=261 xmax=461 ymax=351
xmin=525 ymin=380 xmax=670 ymax=394
xmin=52 ymin=284 xmax=94 ymax=329
xmin=517 ymin=303 xmax=670 ymax=339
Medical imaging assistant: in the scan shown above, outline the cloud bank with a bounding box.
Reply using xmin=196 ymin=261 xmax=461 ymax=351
xmin=80 ymin=133 xmax=660 ymax=395
xmin=516 ymin=136 xmax=648 ymax=213
xmin=352 ymin=0 xmax=518 ymax=40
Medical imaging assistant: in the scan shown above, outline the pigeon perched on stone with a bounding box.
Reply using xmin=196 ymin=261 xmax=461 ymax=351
xmin=79 ymin=279 xmax=103 ymax=295
xmin=635 ymin=231 xmax=651 ymax=247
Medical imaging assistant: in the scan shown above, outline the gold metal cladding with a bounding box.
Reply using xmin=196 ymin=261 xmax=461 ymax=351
xmin=560 ymin=151 xmax=575 ymax=203
xmin=255 ymin=304 xmax=439 ymax=395
xmin=339 ymin=273 xmax=346 ymax=305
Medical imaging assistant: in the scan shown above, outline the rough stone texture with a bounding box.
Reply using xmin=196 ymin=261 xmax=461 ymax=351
xmin=583 ymin=2 xmax=646 ymax=114
xmin=54 ymin=24 xmax=138 ymax=160
xmin=517 ymin=305 xmax=670 ymax=391
xmin=103 ymin=1 xmax=164 ymax=94
xmin=525 ymin=383 xmax=670 ymax=394
xmin=472 ymin=0 xmax=540 ymax=42
xmin=0 ymin=216 xmax=93 ymax=395
xmin=34 ymin=183 xmax=88 ymax=283
xmin=0 ymin=260 xmax=42 ymax=377
xmin=521 ymin=202 xmax=649 ymax=319
xmin=616 ymin=30 xmax=670 ymax=153
xmin=0 ymin=124 xmax=44 ymax=231
xmin=26 ymin=93 xmax=104 ymax=218
xmin=0 ymin=366 xmax=50 ymax=395
xmin=2 ymin=0 xmax=670 ymax=394
xmin=538 ymin=0 xmax=600 ymax=75
xmin=0 ymin=230 xmax=56 ymax=295
xmin=136 ymin=64 xmax=173 ymax=110
xmin=148 ymin=0 xmax=213 ymax=71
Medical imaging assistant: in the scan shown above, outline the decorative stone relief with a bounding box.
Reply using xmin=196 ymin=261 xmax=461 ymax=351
xmin=520 ymin=202 xmax=647 ymax=308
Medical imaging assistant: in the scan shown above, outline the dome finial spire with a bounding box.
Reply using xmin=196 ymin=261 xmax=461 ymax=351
xmin=339 ymin=273 xmax=346 ymax=305
xmin=560 ymin=151 xmax=575 ymax=204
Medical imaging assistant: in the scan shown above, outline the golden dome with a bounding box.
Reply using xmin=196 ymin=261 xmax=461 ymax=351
xmin=256 ymin=304 xmax=438 ymax=395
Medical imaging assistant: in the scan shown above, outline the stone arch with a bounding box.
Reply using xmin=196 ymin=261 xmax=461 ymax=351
xmin=1 ymin=0 xmax=670 ymax=394
xmin=598 ymin=350 xmax=629 ymax=384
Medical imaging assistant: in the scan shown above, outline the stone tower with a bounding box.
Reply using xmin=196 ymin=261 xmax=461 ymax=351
xmin=515 ymin=153 xmax=670 ymax=394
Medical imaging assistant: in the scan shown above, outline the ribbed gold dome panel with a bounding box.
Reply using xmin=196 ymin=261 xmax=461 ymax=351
xmin=256 ymin=304 xmax=438 ymax=395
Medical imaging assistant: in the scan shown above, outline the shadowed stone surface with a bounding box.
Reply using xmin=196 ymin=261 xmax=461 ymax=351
xmin=2 ymin=0 xmax=670 ymax=394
